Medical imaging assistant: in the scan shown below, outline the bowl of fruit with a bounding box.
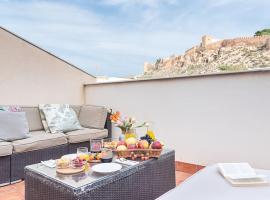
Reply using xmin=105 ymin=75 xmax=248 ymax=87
xmin=114 ymin=133 xmax=163 ymax=160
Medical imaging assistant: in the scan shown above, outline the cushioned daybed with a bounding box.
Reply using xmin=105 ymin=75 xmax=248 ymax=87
xmin=157 ymin=164 xmax=270 ymax=200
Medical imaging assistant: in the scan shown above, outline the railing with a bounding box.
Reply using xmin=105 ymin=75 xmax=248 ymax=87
xmin=84 ymin=70 xmax=270 ymax=169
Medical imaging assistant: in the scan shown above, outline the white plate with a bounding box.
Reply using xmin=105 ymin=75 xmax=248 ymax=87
xmin=61 ymin=154 xmax=77 ymax=160
xmin=92 ymin=163 xmax=122 ymax=174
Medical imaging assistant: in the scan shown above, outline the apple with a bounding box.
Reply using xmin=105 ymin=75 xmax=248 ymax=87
xmin=117 ymin=141 xmax=127 ymax=147
xmin=125 ymin=137 xmax=137 ymax=146
xmin=138 ymin=140 xmax=149 ymax=149
xmin=151 ymin=141 xmax=162 ymax=149
xmin=127 ymin=144 xmax=137 ymax=149
xmin=117 ymin=145 xmax=128 ymax=151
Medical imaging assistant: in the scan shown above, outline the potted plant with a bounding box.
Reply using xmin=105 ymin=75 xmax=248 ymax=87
xmin=110 ymin=111 xmax=147 ymax=140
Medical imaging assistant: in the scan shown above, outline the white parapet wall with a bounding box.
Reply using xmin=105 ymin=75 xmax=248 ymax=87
xmin=85 ymin=70 xmax=270 ymax=169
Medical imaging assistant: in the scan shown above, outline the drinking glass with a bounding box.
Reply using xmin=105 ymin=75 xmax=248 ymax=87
xmin=90 ymin=139 xmax=102 ymax=152
xmin=77 ymin=147 xmax=88 ymax=157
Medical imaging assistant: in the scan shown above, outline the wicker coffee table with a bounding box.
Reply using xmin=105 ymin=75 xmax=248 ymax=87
xmin=25 ymin=149 xmax=175 ymax=200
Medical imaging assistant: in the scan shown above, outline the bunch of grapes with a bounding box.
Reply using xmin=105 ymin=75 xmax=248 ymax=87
xmin=140 ymin=134 xmax=154 ymax=144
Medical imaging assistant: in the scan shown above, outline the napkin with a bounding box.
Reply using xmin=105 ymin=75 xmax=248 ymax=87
xmin=41 ymin=159 xmax=56 ymax=168
xmin=115 ymin=158 xmax=139 ymax=166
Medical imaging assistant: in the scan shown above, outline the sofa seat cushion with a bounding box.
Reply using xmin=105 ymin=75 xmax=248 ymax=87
xmin=12 ymin=131 xmax=68 ymax=153
xmin=66 ymin=128 xmax=108 ymax=143
xmin=0 ymin=140 xmax=12 ymax=156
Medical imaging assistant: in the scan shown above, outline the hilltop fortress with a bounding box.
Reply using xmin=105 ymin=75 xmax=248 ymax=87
xmin=143 ymin=35 xmax=270 ymax=77
xmin=187 ymin=35 xmax=270 ymax=54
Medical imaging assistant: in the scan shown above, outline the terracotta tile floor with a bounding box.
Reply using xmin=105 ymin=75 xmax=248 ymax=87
xmin=0 ymin=162 xmax=203 ymax=200
xmin=0 ymin=181 xmax=24 ymax=200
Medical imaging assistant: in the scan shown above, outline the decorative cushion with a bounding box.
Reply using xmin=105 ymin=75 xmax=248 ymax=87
xmin=0 ymin=112 xmax=30 ymax=141
xmin=21 ymin=107 xmax=44 ymax=131
xmin=38 ymin=105 xmax=51 ymax=133
xmin=79 ymin=105 xmax=107 ymax=129
xmin=0 ymin=140 xmax=13 ymax=156
xmin=12 ymin=131 xmax=67 ymax=153
xmin=65 ymin=128 xmax=108 ymax=143
xmin=39 ymin=104 xmax=82 ymax=133
xmin=0 ymin=105 xmax=22 ymax=112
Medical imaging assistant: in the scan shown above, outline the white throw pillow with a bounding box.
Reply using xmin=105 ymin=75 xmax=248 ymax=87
xmin=0 ymin=112 xmax=30 ymax=141
xmin=39 ymin=104 xmax=82 ymax=133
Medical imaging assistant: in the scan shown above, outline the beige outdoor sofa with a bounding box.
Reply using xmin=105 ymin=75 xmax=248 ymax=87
xmin=0 ymin=105 xmax=111 ymax=186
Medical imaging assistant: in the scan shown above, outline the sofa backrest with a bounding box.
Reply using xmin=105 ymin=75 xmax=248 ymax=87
xmin=21 ymin=106 xmax=43 ymax=131
xmin=21 ymin=105 xmax=82 ymax=132
xmin=3 ymin=105 xmax=108 ymax=132
xmin=70 ymin=105 xmax=81 ymax=117
xmin=79 ymin=105 xmax=108 ymax=129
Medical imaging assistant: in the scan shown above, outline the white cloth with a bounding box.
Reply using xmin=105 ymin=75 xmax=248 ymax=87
xmin=157 ymin=164 xmax=270 ymax=200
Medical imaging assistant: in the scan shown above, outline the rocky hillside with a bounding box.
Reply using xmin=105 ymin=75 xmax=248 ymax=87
xmin=142 ymin=35 xmax=270 ymax=78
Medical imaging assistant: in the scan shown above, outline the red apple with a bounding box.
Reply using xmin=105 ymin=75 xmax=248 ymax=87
xmin=117 ymin=141 xmax=127 ymax=147
xmin=151 ymin=141 xmax=162 ymax=149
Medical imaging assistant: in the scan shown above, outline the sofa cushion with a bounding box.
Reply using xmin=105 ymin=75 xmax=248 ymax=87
xmin=79 ymin=105 xmax=107 ymax=129
xmin=157 ymin=165 xmax=270 ymax=200
xmin=0 ymin=105 xmax=22 ymax=112
xmin=70 ymin=105 xmax=81 ymax=117
xmin=0 ymin=111 xmax=30 ymax=141
xmin=0 ymin=140 xmax=12 ymax=156
xmin=12 ymin=131 xmax=67 ymax=153
xmin=39 ymin=104 xmax=82 ymax=134
xmin=65 ymin=128 xmax=108 ymax=143
xmin=38 ymin=106 xmax=51 ymax=133
xmin=21 ymin=107 xmax=43 ymax=131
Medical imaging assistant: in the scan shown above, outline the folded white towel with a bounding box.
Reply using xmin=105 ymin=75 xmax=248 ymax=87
xmin=41 ymin=159 xmax=56 ymax=168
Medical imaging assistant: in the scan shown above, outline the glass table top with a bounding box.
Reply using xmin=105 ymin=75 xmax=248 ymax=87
xmin=27 ymin=160 xmax=132 ymax=189
xmin=26 ymin=149 xmax=172 ymax=190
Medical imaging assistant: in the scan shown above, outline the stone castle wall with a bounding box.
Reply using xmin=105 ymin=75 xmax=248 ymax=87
xmin=204 ymin=35 xmax=270 ymax=50
xmin=185 ymin=35 xmax=270 ymax=54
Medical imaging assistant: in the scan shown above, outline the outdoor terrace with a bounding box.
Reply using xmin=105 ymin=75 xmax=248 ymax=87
xmin=1 ymin=69 xmax=270 ymax=199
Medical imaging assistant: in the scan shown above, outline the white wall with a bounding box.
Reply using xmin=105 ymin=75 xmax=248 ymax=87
xmin=0 ymin=28 xmax=95 ymax=105
xmin=85 ymin=71 xmax=270 ymax=169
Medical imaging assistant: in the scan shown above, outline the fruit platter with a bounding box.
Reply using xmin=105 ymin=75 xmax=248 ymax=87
xmin=114 ymin=133 xmax=163 ymax=160
xmin=56 ymin=157 xmax=86 ymax=175
xmin=78 ymin=152 xmax=103 ymax=163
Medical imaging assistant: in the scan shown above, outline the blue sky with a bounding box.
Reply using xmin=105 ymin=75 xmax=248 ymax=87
xmin=0 ymin=0 xmax=270 ymax=77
